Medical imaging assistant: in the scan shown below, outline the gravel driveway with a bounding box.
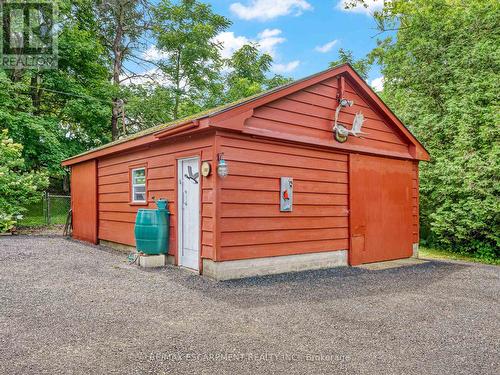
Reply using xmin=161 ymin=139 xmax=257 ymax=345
xmin=1 ymin=236 xmax=498 ymax=374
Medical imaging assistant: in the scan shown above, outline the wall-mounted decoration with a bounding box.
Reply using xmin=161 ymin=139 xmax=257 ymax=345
xmin=201 ymin=161 xmax=211 ymax=177
xmin=184 ymin=165 xmax=199 ymax=184
xmin=332 ymin=98 xmax=367 ymax=143
xmin=280 ymin=177 xmax=293 ymax=212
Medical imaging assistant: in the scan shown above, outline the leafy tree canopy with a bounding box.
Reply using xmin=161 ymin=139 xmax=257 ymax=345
xmin=153 ymin=0 xmax=232 ymax=119
xmin=329 ymin=48 xmax=370 ymax=80
xmin=366 ymin=0 xmax=500 ymax=259
xmin=224 ymin=44 xmax=293 ymax=103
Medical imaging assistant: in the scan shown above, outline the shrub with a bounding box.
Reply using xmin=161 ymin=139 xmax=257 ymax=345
xmin=0 ymin=129 xmax=49 ymax=232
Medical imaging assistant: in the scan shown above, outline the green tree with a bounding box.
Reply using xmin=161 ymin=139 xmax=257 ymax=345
xmin=329 ymin=48 xmax=370 ymax=80
xmin=153 ymin=0 xmax=231 ymax=119
xmin=94 ymin=0 xmax=152 ymax=139
xmin=0 ymin=129 xmax=49 ymax=232
xmin=266 ymin=74 xmax=294 ymax=89
xmin=225 ymin=44 xmax=293 ymax=102
xmin=229 ymin=43 xmax=273 ymax=83
xmin=366 ymin=0 xmax=500 ymax=259
xmin=124 ymin=84 xmax=175 ymax=129
xmin=39 ymin=13 xmax=113 ymax=159
xmin=0 ymin=72 xmax=63 ymax=174
xmin=0 ymin=0 xmax=114 ymax=178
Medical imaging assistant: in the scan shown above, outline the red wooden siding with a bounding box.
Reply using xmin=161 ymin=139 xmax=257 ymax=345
xmin=412 ymin=161 xmax=420 ymax=243
xmin=245 ymin=76 xmax=410 ymax=156
xmin=217 ymin=134 xmax=349 ymax=261
xmin=71 ymin=160 xmax=97 ymax=243
xmin=66 ymin=66 xmax=426 ymax=269
xmin=96 ymin=134 xmax=215 ymax=259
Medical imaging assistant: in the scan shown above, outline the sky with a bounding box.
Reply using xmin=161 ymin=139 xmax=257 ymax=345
xmin=135 ymin=0 xmax=386 ymax=91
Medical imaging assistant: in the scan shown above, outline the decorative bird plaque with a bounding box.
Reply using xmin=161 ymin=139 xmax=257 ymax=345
xmin=280 ymin=177 xmax=293 ymax=212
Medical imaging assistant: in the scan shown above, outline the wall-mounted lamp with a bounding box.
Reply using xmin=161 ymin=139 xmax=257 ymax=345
xmin=217 ymin=153 xmax=228 ymax=178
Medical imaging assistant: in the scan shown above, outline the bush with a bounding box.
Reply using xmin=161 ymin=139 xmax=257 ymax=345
xmin=0 ymin=129 xmax=49 ymax=232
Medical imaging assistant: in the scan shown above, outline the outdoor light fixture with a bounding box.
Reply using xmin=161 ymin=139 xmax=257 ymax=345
xmin=217 ymin=153 xmax=228 ymax=178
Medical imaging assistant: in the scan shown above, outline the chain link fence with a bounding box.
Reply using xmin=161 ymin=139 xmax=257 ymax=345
xmin=19 ymin=192 xmax=71 ymax=227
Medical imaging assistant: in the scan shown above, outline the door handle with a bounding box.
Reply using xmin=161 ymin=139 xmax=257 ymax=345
xmin=183 ymin=190 xmax=188 ymax=207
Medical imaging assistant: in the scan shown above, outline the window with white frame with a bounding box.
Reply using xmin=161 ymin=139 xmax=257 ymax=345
xmin=131 ymin=168 xmax=146 ymax=202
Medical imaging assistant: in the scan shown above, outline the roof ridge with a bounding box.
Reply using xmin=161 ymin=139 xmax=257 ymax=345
xmin=62 ymin=64 xmax=348 ymax=163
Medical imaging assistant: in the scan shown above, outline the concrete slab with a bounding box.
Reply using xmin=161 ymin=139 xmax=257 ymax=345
xmin=357 ymin=257 xmax=429 ymax=271
xmin=203 ymin=250 xmax=348 ymax=280
xmin=412 ymin=243 xmax=419 ymax=258
xmin=100 ymin=240 xmax=175 ymax=265
xmin=138 ymin=254 xmax=166 ymax=268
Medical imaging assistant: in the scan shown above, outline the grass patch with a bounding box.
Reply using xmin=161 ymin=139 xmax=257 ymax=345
xmin=18 ymin=214 xmax=67 ymax=227
xmin=419 ymin=247 xmax=499 ymax=265
xmin=17 ymin=195 xmax=70 ymax=227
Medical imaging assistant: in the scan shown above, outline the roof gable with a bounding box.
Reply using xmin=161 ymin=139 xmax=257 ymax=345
xmin=63 ymin=64 xmax=429 ymax=166
xmin=208 ymin=64 xmax=429 ymax=161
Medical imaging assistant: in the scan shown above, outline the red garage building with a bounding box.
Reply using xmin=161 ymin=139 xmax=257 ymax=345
xmin=62 ymin=64 xmax=429 ymax=280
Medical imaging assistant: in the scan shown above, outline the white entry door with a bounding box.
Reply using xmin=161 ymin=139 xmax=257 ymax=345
xmin=177 ymin=157 xmax=200 ymax=270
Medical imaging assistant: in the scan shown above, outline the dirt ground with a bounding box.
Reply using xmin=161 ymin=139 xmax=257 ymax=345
xmin=15 ymin=224 xmax=65 ymax=236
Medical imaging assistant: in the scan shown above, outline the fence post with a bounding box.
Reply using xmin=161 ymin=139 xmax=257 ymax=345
xmin=47 ymin=192 xmax=51 ymax=225
xmin=41 ymin=192 xmax=45 ymax=224
xmin=43 ymin=191 xmax=48 ymax=225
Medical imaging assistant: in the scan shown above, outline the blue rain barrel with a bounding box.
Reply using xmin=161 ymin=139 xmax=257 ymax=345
xmin=134 ymin=200 xmax=170 ymax=255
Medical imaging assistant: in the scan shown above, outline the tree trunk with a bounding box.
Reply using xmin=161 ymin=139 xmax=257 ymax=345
xmin=4 ymin=15 xmax=24 ymax=82
xmin=111 ymin=99 xmax=120 ymax=140
xmin=110 ymin=2 xmax=124 ymax=140
xmin=173 ymin=92 xmax=179 ymax=119
xmin=173 ymin=51 xmax=181 ymax=119
xmin=63 ymin=171 xmax=70 ymax=193
xmin=30 ymin=73 xmax=42 ymax=113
